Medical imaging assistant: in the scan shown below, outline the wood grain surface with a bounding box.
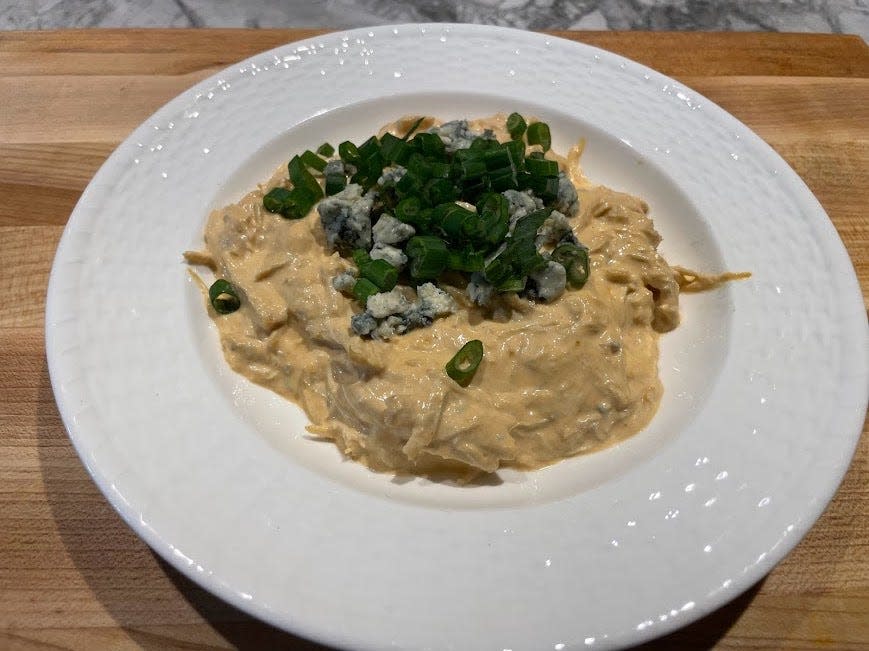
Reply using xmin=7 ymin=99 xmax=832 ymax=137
xmin=0 ymin=29 xmax=867 ymax=651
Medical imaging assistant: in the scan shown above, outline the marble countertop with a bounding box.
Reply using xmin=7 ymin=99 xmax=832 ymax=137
xmin=1 ymin=0 xmax=867 ymax=42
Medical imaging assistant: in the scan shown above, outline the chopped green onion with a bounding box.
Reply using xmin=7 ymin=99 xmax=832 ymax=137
xmin=324 ymin=172 xmax=346 ymax=196
xmin=451 ymin=147 xmax=476 ymax=163
xmin=488 ymin=166 xmax=519 ymax=191
xmin=263 ymin=187 xmax=293 ymax=213
xmin=394 ymin=170 xmax=422 ymax=198
xmin=300 ymin=150 xmax=328 ymax=172
xmin=435 ymin=203 xmax=477 ymax=242
xmin=525 ymin=157 xmax=558 ymax=177
xmin=427 ymin=161 xmax=451 ymax=179
xmin=407 ymin=152 xmax=434 ymax=180
xmin=447 ymin=249 xmax=485 ymax=272
xmin=483 ymin=208 xmax=550 ymax=290
xmin=481 ymin=256 xmax=513 ymax=287
xmin=351 ymin=149 xmax=384 ymax=187
xmin=357 ymin=135 xmax=381 ymax=160
xmin=287 ymin=187 xmax=318 ymax=219
xmin=209 ymin=279 xmax=240 ymax=314
xmin=461 ymin=179 xmax=489 ymax=202
xmin=526 ymin=122 xmax=552 ymax=152
xmin=317 ymin=142 xmax=335 ymax=157
xmin=338 ymin=141 xmax=360 ymax=165
xmin=445 ymin=339 xmax=484 ymax=387
xmin=352 ymin=278 xmax=379 ymax=304
xmin=506 ymin=113 xmax=527 ymax=140
xmin=406 ymin=235 xmax=450 ymax=279
xmin=395 ymin=196 xmax=425 ymax=225
xmin=424 ymin=177 xmax=458 ymax=205
xmin=494 ymin=277 xmax=527 ymax=293
xmin=483 ymin=147 xmax=511 ymax=171
xmin=504 ymin=138 xmax=526 ymax=169
xmin=469 ymin=137 xmax=499 ymax=152
xmin=525 ymin=175 xmax=559 ymax=201
xmin=379 ymin=132 xmax=407 ymax=163
xmin=477 ymin=193 xmax=510 ymax=244
xmin=262 ymin=186 xmax=315 ymax=219
xmin=552 ymin=243 xmax=590 ymax=288
xmin=341 ymin=135 xmax=383 ymax=187
xmin=476 ymin=192 xmax=508 ymax=219
xmin=456 ymin=157 xmax=487 ymax=184
xmin=411 ymin=132 xmax=446 ymax=158
xmin=288 ymin=155 xmax=323 ymax=200
xmin=358 ymin=258 xmax=399 ymax=291
xmin=352 ymin=248 xmax=371 ymax=267
xmin=512 ymin=208 xmax=552 ymax=242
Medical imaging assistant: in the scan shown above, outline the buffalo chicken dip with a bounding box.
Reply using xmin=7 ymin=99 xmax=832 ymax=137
xmin=186 ymin=114 xmax=739 ymax=477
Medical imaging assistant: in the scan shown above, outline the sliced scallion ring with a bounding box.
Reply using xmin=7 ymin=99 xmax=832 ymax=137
xmin=208 ymin=279 xmax=241 ymax=314
xmin=506 ymin=112 xmax=527 ymax=140
xmin=445 ymin=339 xmax=484 ymax=387
xmin=526 ymin=121 xmax=552 ymax=152
xmin=552 ymin=243 xmax=590 ymax=288
xmin=406 ymin=235 xmax=450 ymax=279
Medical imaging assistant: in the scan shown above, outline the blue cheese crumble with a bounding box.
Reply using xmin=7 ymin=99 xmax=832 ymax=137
xmin=370 ymin=243 xmax=408 ymax=270
xmin=323 ymin=159 xmax=345 ymax=177
xmin=331 ymin=271 xmax=357 ymax=293
xmin=466 ymin=272 xmax=495 ymax=306
xmin=503 ymin=189 xmax=544 ymax=228
xmin=317 ymin=183 xmax=375 ymax=251
xmin=536 ymin=210 xmax=575 ymax=248
xmin=372 ymin=213 xmax=415 ymax=245
xmin=367 ymin=288 xmax=411 ymax=318
xmin=417 ymin=282 xmax=454 ymax=316
xmin=427 ymin=120 xmax=495 ymax=153
xmin=377 ymin=165 xmax=407 ymax=188
xmin=554 ymin=171 xmax=579 ymax=216
xmin=349 ymin=311 xmax=377 ymax=336
xmin=348 ymin=283 xmax=457 ymax=340
xmin=526 ymin=261 xmax=567 ymax=303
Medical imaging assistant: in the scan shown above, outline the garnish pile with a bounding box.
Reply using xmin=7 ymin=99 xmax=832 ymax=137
xmin=258 ymin=113 xmax=588 ymax=341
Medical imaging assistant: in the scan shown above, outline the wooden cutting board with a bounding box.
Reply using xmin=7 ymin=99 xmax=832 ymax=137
xmin=1 ymin=29 xmax=867 ymax=651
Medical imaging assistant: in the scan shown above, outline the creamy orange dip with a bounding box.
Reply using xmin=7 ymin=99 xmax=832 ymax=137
xmin=187 ymin=115 xmax=703 ymax=477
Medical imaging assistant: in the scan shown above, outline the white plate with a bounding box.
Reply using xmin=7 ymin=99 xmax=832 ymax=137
xmin=46 ymin=24 xmax=867 ymax=650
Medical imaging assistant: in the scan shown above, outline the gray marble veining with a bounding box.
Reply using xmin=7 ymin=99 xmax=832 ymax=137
xmin=1 ymin=0 xmax=866 ymax=41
